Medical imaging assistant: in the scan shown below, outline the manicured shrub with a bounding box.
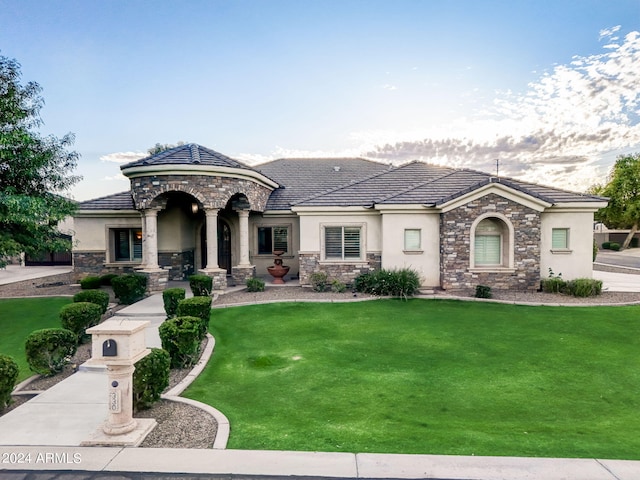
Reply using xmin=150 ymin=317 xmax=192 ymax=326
xmin=59 ymin=302 xmax=102 ymax=342
xmin=176 ymin=296 xmax=212 ymax=339
xmin=475 ymin=285 xmax=492 ymax=299
xmin=100 ymin=273 xmax=118 ymax=286
xmin=162 ymin=288 xmax=186 ymax=318
xmin=631 ymin=238 xmax=639 ymax=248
xmin=133 ymin=347 xmax=170 ymax=412
xmin=73 ymin=289 xmax=110 ymax=314
xmin=0 ymin=355 xmax=19 ymax=410
xmin=80 ymin=276 xmax=102 ymax=290
xmin=355 ymin=268 xmax=421 ymax=299
xmin=246 ymin=277 xmax=265 ymax=292
xmin=331 ymin=279 xmax=347 ymax=293
xmin=111 ymin=274 xmax=147 ymax=304
xmin=610 ymin=242 xmax=621 ymax=251
xmin=601 ymin=242 xmax=611 ymax=250
xmin=593 ymin=239 xmax=599 ymax=262
xmin=565 ymin=278 xmax=603 ymax=297
xmin=189 ymin=274 xmax=213 ymax=296
xmin=25 ymin=328 xmax=77 ymax=376
xmin=159 ymin=316 xmax=203 ymax=368
xmin=309 ymin=272 xmax=328 ymax=292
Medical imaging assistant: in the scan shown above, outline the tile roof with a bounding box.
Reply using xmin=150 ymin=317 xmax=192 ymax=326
xmin=78 ymin=191 xmax=135 ymax=210
xmin=120 ymin=143 xmax=255 ymax=171
xmin=256 ymin=158 xmax=391 ymax=210
xmin=80 ymin=152 xmax=606 ymax=212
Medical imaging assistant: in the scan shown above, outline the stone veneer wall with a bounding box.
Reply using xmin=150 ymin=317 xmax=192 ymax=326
xmin=131 ymin=174 xmax=272 ymax=212
xmin=158 ymin=250 xmax=195 ymax=280
xmin=299 ymin=252 xmax=381 ymax=286
xmin=231 ymin=265 xmax=256 ymax=286
xmin=73 ymin=252 xmax=139 ymax=280
xmin=440 ymin=193 xmax=541 ymax=292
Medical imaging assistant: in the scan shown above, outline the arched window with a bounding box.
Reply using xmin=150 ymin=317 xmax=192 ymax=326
xmin=471 ymin=215 xmax=514 ymax=269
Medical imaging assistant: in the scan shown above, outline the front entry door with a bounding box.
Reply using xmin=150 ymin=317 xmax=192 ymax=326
xmin=200 ymin=218 xmax=232 ymax=273
xmin=218 ymin=220 xmax=231 ymax=274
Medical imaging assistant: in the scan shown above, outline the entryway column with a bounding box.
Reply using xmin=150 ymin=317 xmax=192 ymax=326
xmin=142 ymin=209 xmax=159 ymax=269
xmin=238 ymin=209 xmax=251 ymax=267
xmin=205 ymin=208 xmax=219 ymax=269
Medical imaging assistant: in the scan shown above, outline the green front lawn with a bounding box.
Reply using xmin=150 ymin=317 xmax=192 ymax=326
xmin=0 ymin=297 xmax=72 ymax=381
xmin=185 ymin=299 xmax=640 ymax=459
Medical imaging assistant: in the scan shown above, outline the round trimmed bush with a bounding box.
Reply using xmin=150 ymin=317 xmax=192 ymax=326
xmin=73 ymin=290 xmax=110 ymax=314
xmin=80 ymin=276 xmax=102 ymax=290
xmin=159 ymin=316 xmax=202 ymax=368
xmin=133 ymin=348 xmax=170 ymax=412
xmin=25 ymin=328 xmax=77 ymax=376
xmin=162 ymin=288 xmax=186 ymax=318
xmin=100 ymin=273 xmax=118 ymax=286
xmin=176 ymin=296 xmax=211 ymax=339
xmin=60 ymin=302 xmax=102 ymax=342
xmin=0 ymin=355 xmax=19 ymax=409
xmin=111 ymin=274 xmax=147 ymax=304
xmin=189 ymin=274 xmax=213 ymax=297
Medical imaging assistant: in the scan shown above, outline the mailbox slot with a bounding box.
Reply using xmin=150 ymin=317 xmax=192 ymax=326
xmin=103 ymin=339 xmax=118 ymax=357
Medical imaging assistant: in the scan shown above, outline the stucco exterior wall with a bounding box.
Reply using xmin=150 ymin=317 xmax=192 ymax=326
xmin=540 ymin=210 xmax=595 ymax=279
xmin=74 ymin=214 xmax=141 ymax=252
xmin=380 ymin=211 xmax=440 ymax=286
xmin=250 ymin=214 xmax=300 ymax=278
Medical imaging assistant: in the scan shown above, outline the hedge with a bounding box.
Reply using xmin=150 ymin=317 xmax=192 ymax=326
xmin=0 ymin=355 xmax=19 ymax=410
xmin=189 ymin=274 xmax=212 ymax=297
xmin=80 ymin=276 xmax=102 ymax=290
xmin=162 ymin=288 xmax=186 ymax=318
xmin=73 ymin=289 xmax=110 ymax=314
xmin=133 ymin=348 xmax=170 ymax=412
xmin=176 ymin=296 xmax=212 ymax=340
xmin=111 ymin=274 xmax=147 ymax=304
xmin=60 ymin=302 xmax=102 ymax=342
xmin=159 ymin=316 xmax=203 ymax=368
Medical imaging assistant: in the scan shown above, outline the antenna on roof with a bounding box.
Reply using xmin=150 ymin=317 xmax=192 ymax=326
xmin=496 ymin=158 xmax=500 ymax=178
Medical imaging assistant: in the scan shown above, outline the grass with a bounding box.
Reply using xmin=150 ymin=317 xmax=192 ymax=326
xmin=185 ymin=299 xmax=640 ymax=459
xmin=0 ymin=297 xmax=72 ymax=381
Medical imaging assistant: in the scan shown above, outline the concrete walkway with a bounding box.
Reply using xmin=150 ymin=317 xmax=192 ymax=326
xmin=2 ymin=274 xmax=640 ymax=478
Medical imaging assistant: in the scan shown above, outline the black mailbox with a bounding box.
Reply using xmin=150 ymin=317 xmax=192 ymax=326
xmin=103 ymin=339 xmax=118 ymax=357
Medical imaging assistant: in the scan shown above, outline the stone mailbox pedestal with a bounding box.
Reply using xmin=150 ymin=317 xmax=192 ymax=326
xmin=81 ymin=319 xmax=157 ymax=447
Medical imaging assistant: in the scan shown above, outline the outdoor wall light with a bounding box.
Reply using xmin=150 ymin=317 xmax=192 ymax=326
xmin=191 ymin=203 xmax=199 ymax=214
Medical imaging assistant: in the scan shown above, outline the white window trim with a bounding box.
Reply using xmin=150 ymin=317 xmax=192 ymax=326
xmin=403 ymin=228 xmax=423 ymax=254
xmin=469 ymin=213 xmax=515 ymax=271
xmin=320 ymin=222 xmax=366 ymax=262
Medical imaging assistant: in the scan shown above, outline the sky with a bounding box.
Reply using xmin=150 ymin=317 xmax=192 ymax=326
xmin=1 ymin=0 xmax=639 ymax=201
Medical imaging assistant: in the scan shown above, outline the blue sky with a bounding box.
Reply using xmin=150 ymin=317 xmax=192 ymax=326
xmin=1 ymin=0 xmax=639 ymax=200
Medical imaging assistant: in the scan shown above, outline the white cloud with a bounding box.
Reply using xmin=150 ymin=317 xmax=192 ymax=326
xmin=359 ymin=28 xmax=640 ymax=191
xmin=599 ymin=25 xmax=621 ymax=40
xmin=100 ymin=151 xmax=147 ymax=163
xmin=382 ymin=84 xmax=398 ymax=91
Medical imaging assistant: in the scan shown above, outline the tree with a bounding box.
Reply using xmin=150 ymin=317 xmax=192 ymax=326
xmin=147 ymin=141 xmax=185 ymax=155
xmin=591 ymin=153 xmax=640 ymax=250
xmin=0 ymin=54 xmax=81 ymax=260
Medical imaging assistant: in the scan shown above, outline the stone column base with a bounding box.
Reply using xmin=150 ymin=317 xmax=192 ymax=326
xmin=198 ymin=268 xmax=228 ymax=291
xmin=231 ymin=265 xmax=255 ymax=286
xmin=137 ymin=268 xmax=169 ymax=293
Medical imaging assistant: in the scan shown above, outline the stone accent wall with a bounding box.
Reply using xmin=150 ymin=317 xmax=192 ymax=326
xmin=72 ymin=252 xmax=140 ymax=280
xmin=131 ymin=175 xmax=273 ymax=212
xmin=299 ymin=252 xmax=381 ymax=286
xmin=440 ymin=193 xmax=541 ymax=292
xmin=158 ymin=250 xmax=195 ymax=280
xmin=231 ymin=265 xmax=255 ymax=286
xmin=198 ymin=269 xmax=228 ymax=291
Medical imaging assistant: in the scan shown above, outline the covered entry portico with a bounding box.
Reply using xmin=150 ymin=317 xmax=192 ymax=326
xmin=121 ymin=144 xmax=278 ymax=291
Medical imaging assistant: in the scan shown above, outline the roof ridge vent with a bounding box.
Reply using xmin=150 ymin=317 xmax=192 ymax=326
xmin=333 ymin=166 xmax=341 ymax=172
xmin=190 ymin=143 xmax=201 ymax=164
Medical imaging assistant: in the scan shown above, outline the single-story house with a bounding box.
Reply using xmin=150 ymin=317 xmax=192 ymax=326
xmin=73 ymin=143 xmax=607 ymax=292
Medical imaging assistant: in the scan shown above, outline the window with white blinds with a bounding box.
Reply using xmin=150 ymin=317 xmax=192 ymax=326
xmin=474 ymin=235 xmax=501 ymax=265
xmin=551 ymin=228 xmax=569 ymax=249
xmin=404 ymin=229 xmax=421 ymax=250
xmin=324 ymin=226 xmax=362 ymax=260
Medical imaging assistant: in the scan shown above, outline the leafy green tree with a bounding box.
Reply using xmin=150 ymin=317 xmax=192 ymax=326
xmin=592 ymin=153 xmax=640 ymax=249
xmin=147 ymin=141 xmax=185 ymax=155
xmin=0 ymin=54 xmax=80 ymax=259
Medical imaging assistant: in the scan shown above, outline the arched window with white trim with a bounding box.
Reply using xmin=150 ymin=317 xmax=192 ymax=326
xmin=470 ymin=215 xmax=514 ymax=269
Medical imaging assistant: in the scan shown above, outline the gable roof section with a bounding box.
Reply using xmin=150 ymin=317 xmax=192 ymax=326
xmin=256 ymin=158 xmax=391 ymax=210
xmin=78 ymin=191 xmax=135 ymax=210
xmin=293 ymin=162 xmax=607 ymax=209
